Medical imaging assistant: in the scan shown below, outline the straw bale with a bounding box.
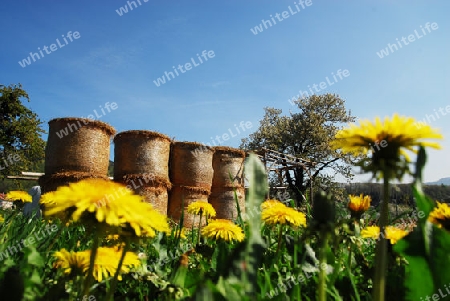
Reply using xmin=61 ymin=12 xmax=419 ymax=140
xmin=170 ymin=141 xmax=214 ymax=189
xmin=115 ymin=174 xmax=171 ymax=216
xmin=209 ymin=187 xmax=246 ymax=220
xmin=212 ymin=146 xmax=245 ymax=187
xmin=213 ymin=146 xmax=246 ymax=156
xmin=137 ymin=185 xmax=168 ymax=216
xmin=114 ymin=183 xmax=168 ymax=216
xmin=116 ymin=174 xmax=172 ymax=190
xmin=38 ymin=171 xmax=109 ymax=194
xmin=167 ymin=185 xmax=210 ymax=228
xmin=114 ymin=130 xmax=171 ymax=180
xmin=45 ymin=118 xmax=115 ymax=175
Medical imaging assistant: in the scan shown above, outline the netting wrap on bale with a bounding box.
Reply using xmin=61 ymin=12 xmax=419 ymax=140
xmin=116 ymin=173 xmax=172 ymax=190
xmin=38 ymin=171 xmax=110 ymax=194
xmin=170 ymin=142 xmax=214 ymax=189
xmin=168 ymin=185 xmax=210 ymax=228
xmin=114 ymin=130 xmax=171 ymax=180
xmin=212 ymin=146 xmax=246 ymax=187
xmin=209 ymin=187 xmax=246 ymax=220
xmin=45 ymin=118 xmax=116 ymax=175
xmin=116 ymin=174 xmax=172 ymax=216
xmin=136 ymin=186 xmax=169 ymax=216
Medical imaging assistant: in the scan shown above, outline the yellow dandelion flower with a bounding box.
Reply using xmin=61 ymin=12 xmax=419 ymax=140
xmin=361 ymin=226 xmax=408 ymax=244
xmin=187 ymin=201 xmax=216 ymax=217
xmin=5 ymin=191 xmax=32 ymax=203
xmin=428 ymin=202 xmax=450 ymax=231
xmin=348 ymin=194 xmax=371 ymax=213
xmin=361 ymin=225 xmax=380 ymax=239
xmin=333 ymin=114 xmax=443 ymax=156
xmin=41 ymin=178 xmax=169 ymax=237
xmin=53 ymin=247 xmax=140 ymax=282
xmin=121 ymin=203 xmax=170 ymax=238
xmin=53 ymin=248 xmax=89 ymax=275
xmin=262 ymin=202 xmax=306 ymax=227
xmin=385 ymin=226 xmax=409 ymax=244
xmin=81 ymin=247 xmax=141 ymax=282
xmin=0 ymin=215 xmax=4 ymax=223
xmin=331 ymin=114 xmax=443 ymax=179
xmin=173 ymin=228 xmax=188 ymax=239
xmin=261 ymin=199 xmax=285 ymax=210
xmin=40 ymin=191 xmax=58 ymax=205
xmin=201 ymin=219 xmax=245 ymax=242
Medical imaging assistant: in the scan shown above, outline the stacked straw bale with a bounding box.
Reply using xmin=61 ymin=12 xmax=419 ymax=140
xmin=113 ymin=130 xmax=171 ymax=215
xmin=209 ymin=146 xmax=246 ymax=220
xmin=40 ymin=118 xmax=116 ymax=194
xmin=168 ymin=185 xmax=210 ymax=227
xmin=39 ymin=117 xmax=249 ymax=224
xmin=168 ymin=142 xmax=214 ymax=227
xmin=39 ymin=172 xmax=109 ymax=193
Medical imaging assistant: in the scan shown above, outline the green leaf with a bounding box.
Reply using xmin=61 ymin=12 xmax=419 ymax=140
xmin=414 ymin=146 xmax=427 ymax=186
xmin=413 ymin=184 xmax=436 ymax=225
xmin=392 ymin=150 xmax=450 ymax=301
xmin=394 ymin=226 xmax=434 ymax=299
xmin=219 ymin=154 xmax=268 ymax=298
xmin=394 ymin=195 xmax=450 ymax=300
xmin=429 ymin=227 xmax=450 ymax=293
xmin=25 ymin=247 xmax=44 ymax=267
xmin=194 ymin=154 xmax=268 ymax=300
xmin=170 ymin=264 xmax=188 ymax=288
xmin=245 ymin=153 xmax=268 ymax=241
xmin=216 ymin=277 xmax=245 ymax=300
xmin=195 ymin=279 xmax=230 ymax=301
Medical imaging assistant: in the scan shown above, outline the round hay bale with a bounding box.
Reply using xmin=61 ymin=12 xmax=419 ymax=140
xmin=38 ymin=171 xmax=110 ymax=194
xmin=167 ymin=185 xmax=210 ymax=228
xmin=45 ymin=118 xmax=116 ymax=175
xmin=116 ymin=181 xmax=168 ymax=216
xmin=114 ymin=130 xmax=171 ymax=180
xmin=137 ymin=186 xmax=168 ymax=216
xmin=170 ymin=141 xmax=214 ymax=189
xmin=212 ymin=146 xmax=246 ymax=187
xmin=209 ymin=187 xmax=246 ymax=221
xmin=115 ymin=174 xmax=172 ymax=190
xmin=115 ymin=174 xmax=171 ymax=216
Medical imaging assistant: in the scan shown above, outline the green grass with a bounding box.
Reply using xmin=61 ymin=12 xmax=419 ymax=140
xmin=0 ymin=155 xmax=448 ymax=300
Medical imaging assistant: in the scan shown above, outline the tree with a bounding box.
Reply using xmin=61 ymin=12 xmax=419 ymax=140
xmin=0 ymin=83 xmax=46 ymax=181
xmin=240 ymin=94 xmax=358 ymax=206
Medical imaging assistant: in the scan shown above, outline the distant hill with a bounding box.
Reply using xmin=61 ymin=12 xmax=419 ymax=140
xmin=343 ymin=182 xmax=450 ymax=205
xmin=425 ymin=177 xmax=450 ymax=186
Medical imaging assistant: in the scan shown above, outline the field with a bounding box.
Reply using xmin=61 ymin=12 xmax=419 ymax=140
xmin=1 ymin=152 xmax=449 ymax=301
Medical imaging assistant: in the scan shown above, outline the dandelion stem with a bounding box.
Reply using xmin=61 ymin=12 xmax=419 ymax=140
xmin=348 ymin=242 xmax=353 ymax=269
xmin=106 ymin=242 xmax=129 ymax=301
xmin=198 ymin=211 xmax=203 ymax=245
xmin=318 ymin=230 xmax=328 ymax=301
xmin=82 ymin=233 xmax=100 ymax=296
xmin=293 ymin=234 xmax=301 ymax=300
xmin=276 ymin=225 xmax=283 ymax=254
xmin=348 ymin=220 xmax=360 ymax=268
xmin=372 ymin=173 xmax=390 ymax=301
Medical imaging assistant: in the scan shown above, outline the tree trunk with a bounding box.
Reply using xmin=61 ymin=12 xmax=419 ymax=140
xmin=287 ymin=167 xmax=305 ymax=207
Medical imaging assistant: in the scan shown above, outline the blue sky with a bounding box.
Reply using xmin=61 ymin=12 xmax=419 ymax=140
xmin=1 ymin=0 xmax=449 ymax=183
